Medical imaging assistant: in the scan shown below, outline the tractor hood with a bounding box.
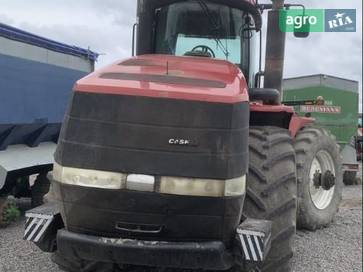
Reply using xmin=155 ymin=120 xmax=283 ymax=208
xmin=74 ymin=55 xmax=249 ymax=104
xmin=55 ymin=54 xmax=250 ymax=239
xmin=56 ymin=55 xmax=250 ymax=180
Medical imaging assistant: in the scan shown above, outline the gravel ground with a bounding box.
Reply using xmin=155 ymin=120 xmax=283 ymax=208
xmin=0 ymin=185 xmax=362 ymax=272
xmin=292 ymin=185 xmax=362 ymax=272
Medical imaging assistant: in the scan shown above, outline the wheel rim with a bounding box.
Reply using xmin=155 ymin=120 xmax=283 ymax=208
xmin=309 ymin=150 xmax=336 ymax=210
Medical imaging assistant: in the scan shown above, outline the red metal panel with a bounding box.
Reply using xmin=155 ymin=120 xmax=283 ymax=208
xmin=74 ymin=55 xmax=249 ymax=104
xmin=289 ymin=115 xmax=314 ymax=138
xmin=250 ymin=103 xmax=315 ymax=137
xmin=250 ymin=102 xmax=295 ymax=113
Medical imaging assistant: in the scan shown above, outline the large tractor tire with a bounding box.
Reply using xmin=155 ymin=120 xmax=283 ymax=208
xmin=31 ymin=173 xmax=51 ymax=208
xmin=244 ymin=127 xmax=297 ymax=272
xmin=294 ymin=127 xmax=343 ymax=231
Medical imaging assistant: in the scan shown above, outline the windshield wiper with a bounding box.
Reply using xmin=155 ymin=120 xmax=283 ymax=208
xmin=196 ymin=0 xmax=230 ymax=59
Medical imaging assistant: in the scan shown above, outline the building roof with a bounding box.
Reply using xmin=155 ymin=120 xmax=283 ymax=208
xmin=0 ymin=22 xmax=99 ymax=62
xmin=283 ymin=74 xmax=359 ymax=93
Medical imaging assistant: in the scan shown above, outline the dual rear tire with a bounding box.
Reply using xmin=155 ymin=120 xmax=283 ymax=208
xmin=245 ymin=126 xmax=343 ymax=271
xmin=244 ymin=127 xmax=297 ymax=272
xmin=294 ymin=127 xmax=343 ymax=231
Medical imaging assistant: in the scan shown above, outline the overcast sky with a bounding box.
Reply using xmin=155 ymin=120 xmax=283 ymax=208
xmin=1 ymin=0 xmax=362 ymax=110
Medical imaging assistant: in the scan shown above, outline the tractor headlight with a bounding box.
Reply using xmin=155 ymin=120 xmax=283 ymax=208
xmin=53 ymin=163 xmax=246 ymax=197
xmin=224 ymin=176 xmax=247 ymax=196
xmin=53 ymin=163 xmax=127 ymax=189
xmin=159 ymin=175 xmax=246 ymax=197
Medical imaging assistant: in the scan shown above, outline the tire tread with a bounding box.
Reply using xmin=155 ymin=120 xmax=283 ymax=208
xmin=244 ymin=127 xmax=297 ymax=272
xmin=294 ymin=127 xmax=343 ymax=231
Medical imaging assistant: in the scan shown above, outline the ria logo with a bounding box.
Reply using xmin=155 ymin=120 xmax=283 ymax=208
xmin=325 ymin=9 xmax=356 ymax=32
xmin=328 ymin=12 xmax=352 ymax=28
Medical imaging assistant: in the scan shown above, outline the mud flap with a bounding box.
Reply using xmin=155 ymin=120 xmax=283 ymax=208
xmin=235 ymin=218 xmax=272 ymax=264
xmin=24 ymin=201 xmax=63 ymax=252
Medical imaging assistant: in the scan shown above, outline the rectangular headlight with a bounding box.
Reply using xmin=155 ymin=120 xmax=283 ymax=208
xmin=159 ymin=177 xmax=225 ymax=197
xmin=159 ymin=175 xmax=246 ymax=197
xmin=53 ymin=163 xmax=246 ymax=197
xmin=225 ymin=176 xmax=247 ymax=197
xmin=53 ymin=163 xmax=126 ymax=189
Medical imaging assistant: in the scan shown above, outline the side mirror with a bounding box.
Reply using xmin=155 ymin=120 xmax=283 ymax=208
xmin=279 ymin=5 xmax=311 ymax=38
xmin=294 ymin=30 xmax=310 ymax=38
xmin=293 ymin=9 xmax=310 ymax=38
xmin=294 ymin=22 xmax=310 ymax=38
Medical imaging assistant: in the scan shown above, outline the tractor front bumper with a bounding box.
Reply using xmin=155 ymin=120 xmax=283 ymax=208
xmin=57 ymin=229 xmax=234 ymax=270
xmin=25 ymin=202 xmax=272 ymax=270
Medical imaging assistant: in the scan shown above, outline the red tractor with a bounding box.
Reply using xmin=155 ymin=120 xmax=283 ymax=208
xmin=25 ymin=1 xmax=343 ymax=271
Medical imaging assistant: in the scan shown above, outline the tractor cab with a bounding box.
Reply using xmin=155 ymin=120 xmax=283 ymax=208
xmin=136 ymin=0 xmax=262 ymax=86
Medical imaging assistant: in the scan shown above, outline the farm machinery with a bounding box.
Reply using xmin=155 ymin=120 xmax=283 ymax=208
xmin=283 ymin=75 xmax=360 ymax=185
xmin=0 ymin=23 xmax=97 ymax=226
xmin=25 ymin=1 xmax=344 ymax=271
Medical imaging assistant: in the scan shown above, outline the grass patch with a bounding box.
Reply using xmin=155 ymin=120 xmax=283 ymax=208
xmin=0 ymin=200 xmax=21 ymax=228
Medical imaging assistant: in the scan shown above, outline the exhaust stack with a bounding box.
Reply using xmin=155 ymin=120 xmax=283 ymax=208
xmin=264 ymin=0 xmax=286 ymax=94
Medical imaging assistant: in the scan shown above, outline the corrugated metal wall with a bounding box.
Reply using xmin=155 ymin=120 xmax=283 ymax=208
xmin=0 ymin=34 xmax=94 ymax=149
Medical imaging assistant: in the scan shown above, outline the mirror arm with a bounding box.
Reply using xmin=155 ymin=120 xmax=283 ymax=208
xmin=132 ymin=23 xmax=138 ymax=57
xmin=255 ymin=71 xmax=265 ymax=88
xmin=284 ymin=4 xmax=305 ymax=10
xmin=257 ymin=3 xmax=306 ymax=12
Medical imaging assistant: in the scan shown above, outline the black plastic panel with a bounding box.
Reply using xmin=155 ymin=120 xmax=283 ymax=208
xmin=53 ymin=181 xmax=244 ymax=245
xmin=57 ymin=229 xmax=234 ymax=270
xmin=55 ymin=92 xmax=249 ymax=179
xmin=250 ymin=111 xmax=292 ymax=129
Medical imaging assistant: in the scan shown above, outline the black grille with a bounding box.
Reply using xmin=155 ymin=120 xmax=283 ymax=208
xmin=55 ymin=92 xmax=249 ymax=179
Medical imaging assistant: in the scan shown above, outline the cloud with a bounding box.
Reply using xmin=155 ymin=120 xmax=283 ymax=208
xmin=89 ymin=0 xmax=136 ymax=26
xmin=14 ymin=22 xmax=133 ymax=65
xmin=260 ymin=0 xmax=362 ymax=110
xmin=0 ymin=13 xmax=14 ymax=24
xmin=285 ymin=0 xmax=362 ymax=81
xmin=0 ymin=0 xmax=136 ymax=66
